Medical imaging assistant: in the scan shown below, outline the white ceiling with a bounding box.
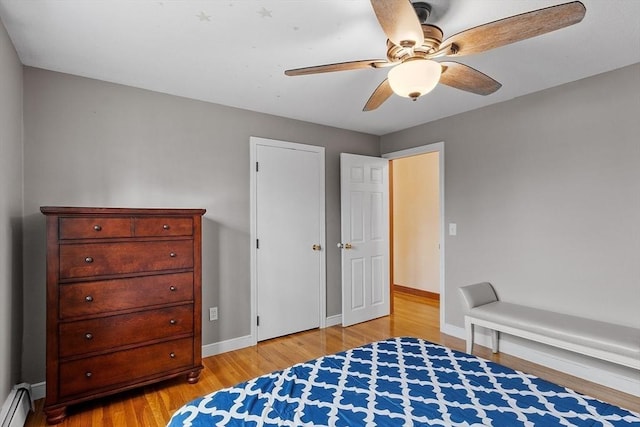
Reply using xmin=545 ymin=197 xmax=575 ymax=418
xmin=1 ymin=0 xmax=639 ymax=135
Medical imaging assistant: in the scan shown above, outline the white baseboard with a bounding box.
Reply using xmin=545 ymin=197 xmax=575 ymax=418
xmin=202 ymin=334 xmax=255 ymax=358
xmin=325 ymin=314 xmax=342 ymax=327
xmin=202 ymin=316 xmax=343 ymax=358
xmin=29 ymin=382 xmax=45 ymax=402
xmin=0 ymin=383 xmax=34 ymax=427
xmin=442 ymin=322 xmax=640 ymax=397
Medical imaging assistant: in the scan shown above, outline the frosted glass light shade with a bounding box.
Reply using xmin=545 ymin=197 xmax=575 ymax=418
xmin=388 ymin=59 xmax=442 ymax=100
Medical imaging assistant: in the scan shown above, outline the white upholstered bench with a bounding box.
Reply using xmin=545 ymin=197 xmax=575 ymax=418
xmin=459 ymin=282 xmax=640 ymax=370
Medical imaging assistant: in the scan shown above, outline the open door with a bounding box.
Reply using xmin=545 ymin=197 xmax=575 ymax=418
xmin=340 ymin=153 xmax=390 ymax=327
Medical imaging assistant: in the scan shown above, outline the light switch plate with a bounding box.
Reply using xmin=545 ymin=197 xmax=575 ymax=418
xmin=449 ymin=223 xmax=457 ymax=236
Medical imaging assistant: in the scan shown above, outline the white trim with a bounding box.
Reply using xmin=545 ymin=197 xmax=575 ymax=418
xmin=202 ymin=334 xmax=255 ymax=358
xmin=382 ymin=143 xmax=443 ymax=160
xmin=249 ymin=136 xmax=326 ymax=345
xmin=443 ymin=322 xmax=640 ymax=397
xmin=249 ymin=138 xmax=259 ymax=348
xmin=325 ymin=314 xmax=342 ymax=327
xmin=382 ymin=142 xmax=445 ymax=332
xmin=29 ymin=382 xmax=45 ymax=401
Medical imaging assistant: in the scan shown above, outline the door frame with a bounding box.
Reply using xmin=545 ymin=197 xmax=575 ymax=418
xmin=382 ymin=141 xmax=445 ymax=330
xmin=249 ymin=136 xmax=326 ymax=345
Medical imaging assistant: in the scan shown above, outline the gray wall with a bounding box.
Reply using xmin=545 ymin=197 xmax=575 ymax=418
xmin=15 ymin=49 xmax=640 ymax=387
xmin=382 ymin=64 xmax=640 ymax=333
xmin=0 ymin=17 xmax=23 ymax=404
xmin=21 ymin=67 xmax=379 ymax=384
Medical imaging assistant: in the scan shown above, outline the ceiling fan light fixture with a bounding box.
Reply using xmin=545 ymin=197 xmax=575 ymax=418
xmin=387 ymin=59 xmax=442 ymax=100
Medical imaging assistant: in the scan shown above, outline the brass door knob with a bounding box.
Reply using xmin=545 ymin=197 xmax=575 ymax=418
xmin=312 ymin=244 xmax=322 ymax=251
xmin=337 ymin=243 xmax=352 ymax=249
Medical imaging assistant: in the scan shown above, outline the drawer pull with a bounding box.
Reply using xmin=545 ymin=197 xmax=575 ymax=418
xmin=84 ymin=256 xmax=94 ymax=263
xmin=85 ymin=372 xmax=92 ymax=378
xmin=93 ymin=224 xmax=102 ymax=231
xmin=85 ymin=333 xmax=93 ymax=340
xmin=163 ymin=224 xmax=170 ymax=230
xmin=170 ymin=319 xmax=177 ymax=325
xmin=169 ymin=252 xmax=176 ymax=258
xmin=169 ymin=352 xmax=176 ymax=359
xmin=85 ymin=295 xmax=94 ymax=302
xmin=169 ymin=285 xmax=177 ymax=292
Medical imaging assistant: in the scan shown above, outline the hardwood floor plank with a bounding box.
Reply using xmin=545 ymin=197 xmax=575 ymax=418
xmin=25 ymin=293 xmax=639 ymax=426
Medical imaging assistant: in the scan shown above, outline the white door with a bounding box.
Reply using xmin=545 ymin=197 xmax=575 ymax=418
xmin=340 ymin=153 xmax=390 ymax=327
xmin=252 ymin=138 xmax=325 ymax=341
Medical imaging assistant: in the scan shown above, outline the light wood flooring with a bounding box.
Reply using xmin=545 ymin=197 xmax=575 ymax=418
xmin=26 ymin=292 xmax=639 ymax=426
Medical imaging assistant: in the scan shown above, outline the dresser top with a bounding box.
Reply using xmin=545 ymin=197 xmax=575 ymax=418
xmin=40 ymin=206 xmax=206 ymax=216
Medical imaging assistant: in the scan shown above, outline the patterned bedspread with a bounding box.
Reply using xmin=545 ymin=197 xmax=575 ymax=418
xmin=168 ymin=337 xmax=640 ymax=426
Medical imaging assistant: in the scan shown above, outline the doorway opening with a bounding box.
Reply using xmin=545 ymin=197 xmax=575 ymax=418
xmin=383 ymin=142 xmax=444 ymax=329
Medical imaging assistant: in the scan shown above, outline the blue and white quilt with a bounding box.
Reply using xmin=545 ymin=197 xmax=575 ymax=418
xmin=168 ymin=337 xmax=640 ymax=426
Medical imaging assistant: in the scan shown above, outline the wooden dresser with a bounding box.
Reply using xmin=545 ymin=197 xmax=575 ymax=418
xmin=41 ymin=207 xmax=205 ymax=424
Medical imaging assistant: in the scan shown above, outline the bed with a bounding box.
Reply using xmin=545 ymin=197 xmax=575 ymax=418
xmin=168 ymin=337 xmax=640 ymax=426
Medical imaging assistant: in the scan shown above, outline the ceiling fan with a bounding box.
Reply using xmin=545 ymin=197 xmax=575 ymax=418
xmin=284 ymin=1 xmax=586 ymax=111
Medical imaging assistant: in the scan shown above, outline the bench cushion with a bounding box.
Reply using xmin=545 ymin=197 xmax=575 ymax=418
xmin=459 ymin=282 xmax=498 ymax=309
xmin=469 ymin=301 xmax=640 ymax=360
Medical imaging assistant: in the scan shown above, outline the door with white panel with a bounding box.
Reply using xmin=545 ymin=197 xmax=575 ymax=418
xmin=340 ymin=153 xmax=390 ymax=327
xmin=252 ymin=138 xmax=325 ymax=342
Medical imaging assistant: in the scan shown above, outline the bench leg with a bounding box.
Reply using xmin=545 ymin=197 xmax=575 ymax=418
xmin=491 ymin=330 xmax=500 ymax=353
xmin=465 ymin=317 xmax=474 ymax=354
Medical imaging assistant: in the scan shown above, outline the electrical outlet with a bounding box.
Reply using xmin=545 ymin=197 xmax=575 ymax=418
xmin=209 ymin=306 xmax=218 ymax=321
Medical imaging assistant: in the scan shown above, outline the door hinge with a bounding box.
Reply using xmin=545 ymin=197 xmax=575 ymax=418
xmin=256 ymin=161 xmax=259 ymax=172
xmin=256 ymin=239 xmax=259 ymax=249
xmin=257 ymin=316 xmax=260 ymax=326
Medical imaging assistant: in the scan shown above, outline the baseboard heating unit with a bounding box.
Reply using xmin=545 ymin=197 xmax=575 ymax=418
xmin=0 ymin=383 xmax=33 ymax=427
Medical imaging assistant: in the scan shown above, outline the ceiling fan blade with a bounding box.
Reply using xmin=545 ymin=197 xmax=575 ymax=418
xmin=285 ymin=59 xmax=390 ymax=76
xmin=363 ymin=79 xmax=394 ymax=111
xmin=370 ymin=0 xmax=424 ymax=47
xmin=439 ymin=62 xmax=502 ymax=95
xmin=441 ymin=1 xmax=586 ymax=57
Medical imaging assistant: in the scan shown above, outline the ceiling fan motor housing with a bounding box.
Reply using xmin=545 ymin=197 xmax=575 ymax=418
xmin=412 ymin=2 xmax=432 ymax=24
xmin=386 ymin=24 xmax=443 ymax=62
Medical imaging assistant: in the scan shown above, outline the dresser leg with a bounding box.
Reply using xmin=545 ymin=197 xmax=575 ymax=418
xmin=45 ymin=406 xmax=67 ymax=424
xmin=187 ymin=368 xmax=202 ymax=384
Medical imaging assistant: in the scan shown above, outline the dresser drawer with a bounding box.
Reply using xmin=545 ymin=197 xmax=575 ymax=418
xmin=59 ymin=217 xmax=132 ymax=240
xmin=59 ymin=305 xmax=193 ymax=358
xmin=134 ymin=217 xmax=193 ymax=237
xmin=59 ymin=272 xmax=193 ymax=318
xmin=59 ymin=240 xmax=193 ymax=279
xmin=59 ymin=337 xmax=194 ymax=398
